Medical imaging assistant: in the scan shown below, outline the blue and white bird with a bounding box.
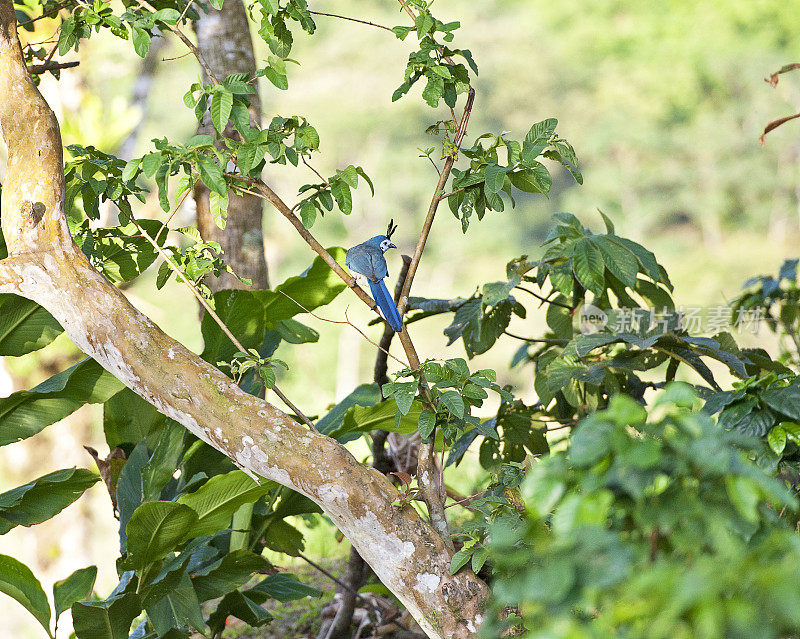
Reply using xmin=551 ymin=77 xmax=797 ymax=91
xmin=346 ymin=219 xmax=404 ymax=333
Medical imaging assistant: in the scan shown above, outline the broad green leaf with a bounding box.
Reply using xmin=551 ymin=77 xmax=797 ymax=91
xmin=104 ymin=388 xmax=166 ymax=448
xmin=141 ymin=420 xmax=185 ymax=502
xmin=196 ymin=154 xmax=226 ymax=195
xmin=725 ymin=475 xmax=760 ymax=522
xmin=263 ymin=518 xmax=304 ymax=556
xmin=261 ymin=248 xmax=347 ymax=325
xmin=116 ymin=442 xmax=148 ymax=554
xmin=177 ymin=470 xmax=268 ymax=537
xmin=483 ymin=164 xmax=508 ymax=194
xmin=207 ymin=589 xmax=272 ymax=635
xmin=191 ymin=550 xmax=267 ymax=601
xmin=145 ymin=572 xmax=204 ymax=635
xmin=124 ymin=502 xmax=198 ymax=569
xmin=0 ymin=468 xmax=99 ymax=535
xmin=299 ymin=200 xmax=316 ymax=228
xmin=246 ymin=573 xmax=321 ymax=603
xmin=439 ymin=390 xmax=465 ymax=419
xmin=768 ymin=424 xmax=787 ymax=455
xmin=210 ymin=89 xmax=233 ymax=134
xmin=593 ymin=236 xmax=639 ymax=289
xmin=330 ymin=399 xmax=422 ymax=442
xmin=0 ymin=554 xmax=51 ymax=635
xmin=72 ymin=591 xmax=141 ymax=639
xmin=418 ymin=409 xmax=436 ymax=440
xmin=210 ymin=188 xmax=229 ymax=229
xmin=508 ymin=165 xmax=551 ymax=195
xmin=573 ymin=238 xmax=606 ymax=295
xmin=0 ymin=295 xmax=63 ymax=356
xmin=317 ymin=384 xmax=380 ymax=435
xmin=0 ymin=358 xmax=124 ymax=446
xmin=54 ymin=566 xmax=97 ymax=621
xmin=761 ymin=386 xmax=800 ymax=421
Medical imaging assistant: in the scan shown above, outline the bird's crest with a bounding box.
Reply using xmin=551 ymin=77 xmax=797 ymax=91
xmin=386 ymin=218 xmax=398 ymax=239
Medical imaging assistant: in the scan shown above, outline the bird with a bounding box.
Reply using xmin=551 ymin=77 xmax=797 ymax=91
xmin=345 ymin=219 xmax=404 ymax=333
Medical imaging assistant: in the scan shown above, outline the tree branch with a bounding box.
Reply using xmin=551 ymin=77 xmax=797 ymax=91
xmin=308 ymin=10 xmax=393 ymax=33
xmin=27 ymin=59 xmax=78 ymax=74
xmin=397 ymin=87 xmax=475 ymax=316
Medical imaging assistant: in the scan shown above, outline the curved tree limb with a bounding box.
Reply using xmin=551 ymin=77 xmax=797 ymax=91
xmin=0 ymin=4 xmax=487 ymax=637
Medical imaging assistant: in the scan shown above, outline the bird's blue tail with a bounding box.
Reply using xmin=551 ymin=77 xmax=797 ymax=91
xmin=368 ymin=279 xmax=403 ymax=332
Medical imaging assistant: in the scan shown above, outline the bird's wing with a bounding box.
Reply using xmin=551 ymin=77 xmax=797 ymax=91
xmin=347 ymin=244 xmax=387 ymax=281
xmin=367 ymin=248 xmax=389 ymax=280
xmin=346 ymin=244 xmax=373 ymax=278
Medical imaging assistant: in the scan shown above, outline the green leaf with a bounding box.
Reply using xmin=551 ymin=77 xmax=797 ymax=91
xmin=54 ymin=566 xmax=97 ymax=621
xmin=0 ymin=554 xmax=51 ymax=636
xmin=263 ymin=518 xmax=304 ymax=556
xmin=103 ymin=388 xmax=166 ymax=448
xmin=317 ymin=384 xmax=380 ymax=436
xmin=508 ymin=165 xmax=551 ymax=195
xmin=192 ymin=550 xmax=267 ymax=602
xmin=593 ymin=236 xmax=638 ymax=289
xmin=177 ymin=470 xmax=268 ymax=537
xmin=210 ymin=89 xmax=234 ymax=134
xmin=330 ymin=180 xmax=352 ymax=214
xmin=196 ymin=154 xmax=226 ymax=195
xmin=450 ymin=549 xmax=471 ymax=575
xmin=131 ymin=26 xmax=151 ymax=58
xmin=0 ymin=468 xmax=99 ymax=535
xmin=725 ymin=475 xmax=760 ymax=522
xmin=145 ymin=572 xmax=204 ymax=635
xmin=207 ymin=589 xmax=272 ymax=634
xmin=200 ymin=250 xmax=346 ymax=365
xmin=525 ymin=118 xmax=557 ymax=146
xmin=573 ymin=238 xmax=606 ymax=295
xmin=72 ymin=591 xmax=141 ymax=639
xmin=768 ymin=424 xmax=787 ymax=455
xmin=332 ymin=400 xmax=422 ymax=443
xmin=418 ymin=409 xmax=436 ymax=440
xmin=0 ymin=358 xmax=124 ymax=446
xmin=141 ymin=421 xmax=185 ymax=502
xmin=761 ymin=386 xmax=800 ymax=421
xmin=439 ymin=390 xmax=465 ymax=419
xmin=483 ymin=164 xmax=508 ymax=194
xmin=246 ymin=573 xmax=321 ymax=603
xmin=123 ymin=502 xmax=198 ymax=569
xmin=0 ymin=295 xmax=63 ymax=356
xmin=299 ymin=199 xmax=316 ymax=228
xmin=210 ymin=189 xmax=229 ymax=229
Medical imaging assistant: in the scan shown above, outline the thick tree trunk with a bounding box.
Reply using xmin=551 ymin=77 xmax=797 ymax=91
xmin=193 ymin=0 xmax=268 ymax=291
xmin=0 ymin=3 xmax=487 ymax=637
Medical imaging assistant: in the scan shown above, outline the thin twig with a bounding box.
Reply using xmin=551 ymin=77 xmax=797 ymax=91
xmin=503 ymin=330 xmax=568 ymax=344
xmin=301 ymin=156 xmax=329 ymax=185
xmin=396 ymin=87 xmax=475 ymax=316
xmin=155 ymin=179 xmax=194 ymax=244
xmin=123 ymin=208 xmax=317 ymax=431
xmin=308 ymin=10 xmax=393 ymax=32
xmin=276 ymin=290 xmax=409 ymax=368
xmin=445 ymin=489 xmax=487 ymax=509
xmin=396 ymin=0 xmax=416 ymax=21
xmin=132 ymin=0 xmax=218 ymax=83
xmin=515 ymin=285 xmax=572 ymax=309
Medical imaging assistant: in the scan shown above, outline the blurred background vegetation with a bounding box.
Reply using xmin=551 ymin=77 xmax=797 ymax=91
xmin=2 ymin=0 xmax=800 ymax=635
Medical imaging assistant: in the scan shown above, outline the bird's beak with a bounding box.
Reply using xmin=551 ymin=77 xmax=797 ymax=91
xmin=389 ymin=243 xmax=397 ymax=249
